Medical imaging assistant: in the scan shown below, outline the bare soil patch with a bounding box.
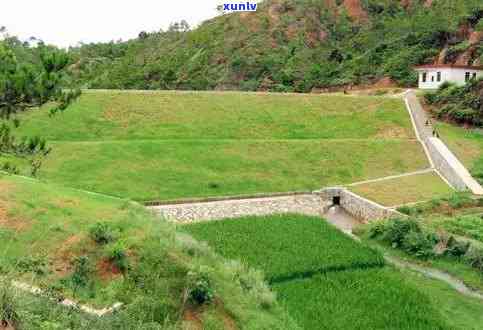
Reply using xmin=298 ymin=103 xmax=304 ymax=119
xmin=97 ymin=258 xmax=122 ymax=282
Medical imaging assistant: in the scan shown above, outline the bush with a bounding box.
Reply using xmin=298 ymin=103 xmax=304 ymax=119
xmin=186 ymin=266 xmax=215 ymax=305
xmin=70 ymin=256 xmax=92 ymax=288
xmin=444 ymin=236 xmax=470 ymax=258
xmin=107 ymin=242 xmax=129 ymax=273
xmin=0 ymin=283 xmax=19 ymax=328
xmin=89 ymin=222 xmax=119 ymax=245
xmin=381 ymin=218 xmax=422 ymax=248
xmin=465 ymin=247 xmax=483 ymax=272
xmin=402 ymin=231 xmax=436 ymax=259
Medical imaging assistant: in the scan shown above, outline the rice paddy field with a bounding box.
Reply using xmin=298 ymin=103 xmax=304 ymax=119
xmin=11 ymin=91 xmax=430 ymax=201
xmin=183 ymin=214 xmax=384 ymax=282
xmin=183 ymin=214 xmax=482 ymax=329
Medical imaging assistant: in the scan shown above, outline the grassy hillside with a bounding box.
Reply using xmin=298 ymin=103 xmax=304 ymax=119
xmin=67 ymin=0 xmax=483 ymax=91
xmin=11 ymin=91 xmax=429 ymax=201
xmin=0 ymin=174 xmax=298 ymax=329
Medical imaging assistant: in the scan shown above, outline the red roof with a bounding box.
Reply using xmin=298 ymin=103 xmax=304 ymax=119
xmin=414 ymin=64 xmax=483 ymax=70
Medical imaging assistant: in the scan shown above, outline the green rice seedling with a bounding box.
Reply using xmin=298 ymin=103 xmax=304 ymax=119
xmin=183 ymin=214 xmax=384 ymax=281
xmin=273 ymin=268 xmax=450 ymax=330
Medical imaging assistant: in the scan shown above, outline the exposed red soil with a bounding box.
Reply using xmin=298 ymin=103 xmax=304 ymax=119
xmin=183 ymin=308 xmax=203 ymax=330
xmin=51 ymin=234 xmax=83 ymax=276
xmin=400 ymin=0 xmax=411 ymax=9
xmin=0 ymin=201 xmax=30 ymax=232
xmin=343 ymin=0 xmax=368 ymax=23
xmin=215 ymin=299 xmax=238 ymax=330
xmin=0 ymin=321 xmax=15 ymax=330
xmin=97 ymin=258 xmax=122 ymax=282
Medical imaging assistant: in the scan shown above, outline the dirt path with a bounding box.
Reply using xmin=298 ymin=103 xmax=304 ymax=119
xmin=385 ymin=256 xmax=483 ymax=300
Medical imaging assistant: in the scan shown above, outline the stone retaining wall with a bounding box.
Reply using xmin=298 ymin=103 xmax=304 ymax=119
xmin=316 ymin=187 xmax=401 ymax=221
xmin=151 ymin=194 xmax=328 ymax=223
xmin=426 ymin=137 xmax=483 ymax=193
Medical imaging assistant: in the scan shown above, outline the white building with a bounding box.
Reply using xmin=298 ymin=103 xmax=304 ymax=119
xmin=414 ymin=64 xmax=483 ymax=89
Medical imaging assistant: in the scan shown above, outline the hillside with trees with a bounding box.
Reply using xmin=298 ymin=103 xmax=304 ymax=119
xmin=67 ymin=0 xmax=483 ymax=92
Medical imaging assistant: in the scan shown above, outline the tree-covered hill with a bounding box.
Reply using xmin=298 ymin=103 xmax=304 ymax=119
xmin=67 ymin=0 xmax=483 ymax=92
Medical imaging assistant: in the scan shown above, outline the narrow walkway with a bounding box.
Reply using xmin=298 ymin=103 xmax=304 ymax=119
xmin=346 ymin=168 xmax=435 ymax=187
xmin=404 ymin=90 xmax=483 ymax=195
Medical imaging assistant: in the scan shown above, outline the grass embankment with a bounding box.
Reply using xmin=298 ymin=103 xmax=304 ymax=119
xmin=0 ymin=174 xmax=297 ymax=329
xmin=350 ymin=172 xmax=453 ymax=207
xmin=12 ymin=91 xmax=429 ymax=201
xmin=435 ymin=122 xmax=483 ymax=185
xmin=183 ymin=214 xmax=456 ymax=329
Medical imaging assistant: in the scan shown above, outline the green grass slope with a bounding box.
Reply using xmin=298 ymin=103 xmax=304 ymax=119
xmin=13 ymin=91 xmax=429 ymax=201
xmin=0 ymin=174 xmax=298 ymax=329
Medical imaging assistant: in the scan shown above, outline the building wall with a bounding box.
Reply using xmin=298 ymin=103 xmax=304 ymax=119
xmin=417 ymin=68 xmax=482 ymax=89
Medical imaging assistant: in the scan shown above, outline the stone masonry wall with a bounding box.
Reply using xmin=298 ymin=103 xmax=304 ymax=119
xmin=425 ymin=138 xmax=467 ymax=190
xmin=317 ymin=187 xmax=401 ymax=221
xmin=151 ymin=194 xmax=329 ymax=223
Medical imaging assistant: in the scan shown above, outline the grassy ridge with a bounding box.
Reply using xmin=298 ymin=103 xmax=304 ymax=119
xmin=184 ymin=214 xmax=384 ymax=282
xmin=273 ymin=268 xmax=449 ymax=330
xmin=17 ymin=92 xmax=414 ymax=141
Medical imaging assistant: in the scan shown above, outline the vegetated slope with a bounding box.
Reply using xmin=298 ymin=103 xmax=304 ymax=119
xmin=68 ymin=0 xmax=483 ymax=91
xmin=425 ymin=78 xmax=483 ymax=127
xmin=0 ymin=174 xmax=298 ymax=329
xmin=350 ymin=171 xmax=453 ymax=207
xmin=183 ymin=214 xmax=451 ymax=330
xmin=12 ymin=91 xmax=430 ymax=201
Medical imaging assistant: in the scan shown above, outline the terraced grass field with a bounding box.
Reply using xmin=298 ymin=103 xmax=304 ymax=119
xmin=11 ymin=91 xmax=429 ymax=201
xmin=350 ymin=171 xmax=453 ymax=207
xmin=183 ymin=214 xmax=460 ymax=329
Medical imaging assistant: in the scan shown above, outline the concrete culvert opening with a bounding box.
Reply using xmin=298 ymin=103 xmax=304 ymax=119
xmin=332 ymin=196 xmax=341 ymax=206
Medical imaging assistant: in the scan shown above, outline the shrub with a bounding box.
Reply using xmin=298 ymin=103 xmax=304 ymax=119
xmin=107 ymin=242 xmax=129 ymax=273
xmin=402 ymin=231 xmax=436 ymax=259
xmin=381 ymin=218 xmax=421 ymax=248
xmin=0 ymin=283 xmax=19 ymax=328
xmin=396 ymin=205 xmax=412 ymax=216
xmin=227 ymin=261 xmax=275 ymax=310
xmin=446 ymin=192 xmax=472 ymax=209
xmin=71 ymin=256 xmax=92 ymax=288
xmin=186 ymin=266 xmax=215 ymax=305
xmin=89 ymin=222 xmax=119 ymax=245
xmin=444 ymin=236 xmax=470 ymax=258
xmin=465 ymin=247 xmax=483 ymax=272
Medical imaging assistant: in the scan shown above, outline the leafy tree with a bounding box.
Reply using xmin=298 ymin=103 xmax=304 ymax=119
xmin=0 ymin=34 xmax=80 ymax=174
